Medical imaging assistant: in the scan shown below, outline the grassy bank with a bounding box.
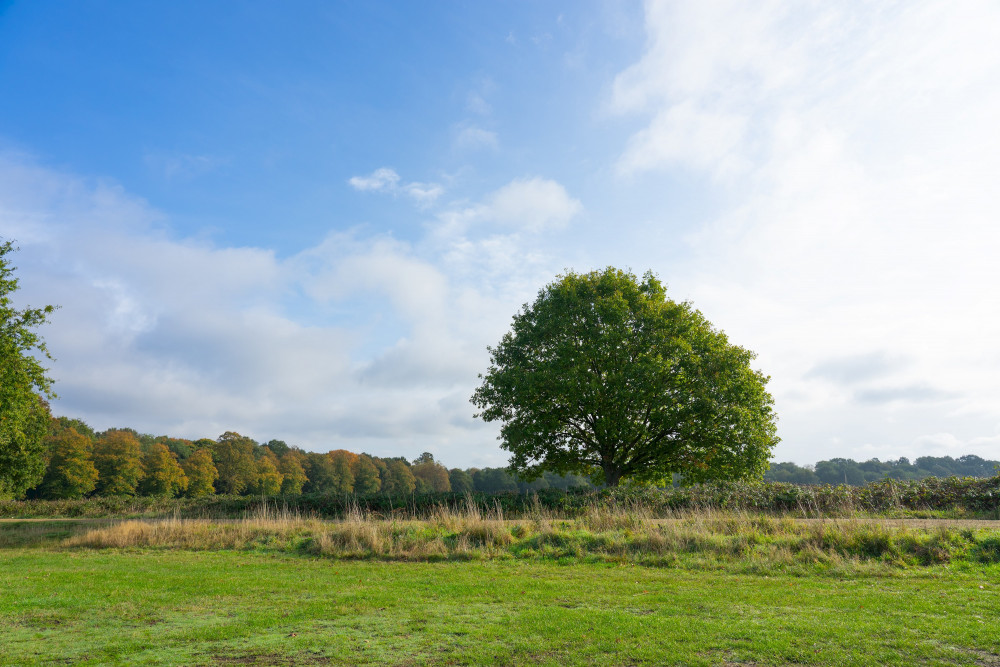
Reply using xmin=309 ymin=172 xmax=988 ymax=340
xmin=4 ymin=503 xmax=999 ymax=572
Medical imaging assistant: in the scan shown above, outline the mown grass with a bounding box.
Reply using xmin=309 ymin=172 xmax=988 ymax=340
xmin=1 ymin=549 xmax=998 ymax=666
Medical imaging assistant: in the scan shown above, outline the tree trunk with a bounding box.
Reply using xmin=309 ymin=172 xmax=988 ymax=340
xmin=603 ymin=467 xmax=622 ymax=487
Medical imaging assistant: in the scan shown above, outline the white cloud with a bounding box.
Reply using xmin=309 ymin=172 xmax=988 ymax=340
xmin=466 ymin=93 xmax=491 ymax=116
xmin=613 ymin=1 xmax=1000 ymax=464
xmin=144 ymin=152 xmax=226 ymax=181
xmin=454 ymin=125 xmax=499 ymax=152
xmin=0 ymin=154 xmax=588 ymax=467
xmin=347 ymin=167 xmax=401 ymax=192
xmin=348 ymin=167 xmax=443 ymax=205
xmin=481 ymin=177 xmax=582 ymax=232
xmin=617 ymin=100 xmax=748 ymax=177
xmin=402 ymin=181 xmax=444 ymax=203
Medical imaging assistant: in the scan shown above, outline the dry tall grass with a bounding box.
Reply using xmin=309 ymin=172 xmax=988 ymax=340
xmin=52 ymin=499 xmax=1000 ymax=571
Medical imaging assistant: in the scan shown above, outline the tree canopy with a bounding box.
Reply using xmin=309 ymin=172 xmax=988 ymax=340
xmin=471 ymin=267 xmax=779 ymax=487
xmin=0 ymin=240 xmax=57 ymax=499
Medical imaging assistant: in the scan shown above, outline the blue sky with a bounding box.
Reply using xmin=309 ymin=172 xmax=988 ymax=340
xmin=2 ymin=1 xmax=999 ymax=468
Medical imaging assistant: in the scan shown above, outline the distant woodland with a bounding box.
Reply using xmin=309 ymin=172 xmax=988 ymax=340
xmin=763 ymin=456 xmax=997 ymax=485
xmin=24 ymin=415 xmax=998 ymax=500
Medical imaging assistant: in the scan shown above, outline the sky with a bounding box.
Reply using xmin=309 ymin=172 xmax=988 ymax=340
xmin=2 ymin=1 xmax=999 ymax=468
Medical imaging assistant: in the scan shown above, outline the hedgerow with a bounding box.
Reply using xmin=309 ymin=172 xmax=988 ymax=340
xmin=1 ymin=474 xmax=997 ymax=519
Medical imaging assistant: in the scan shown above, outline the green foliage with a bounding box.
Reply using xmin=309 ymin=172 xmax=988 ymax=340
xmin=328 ymin=450 xmax=357 ymax=494
xmin=212 ymin=432 xmax=258 ymax=494
xmin=352 ymin=454 xmax=382 ymax=495
xmin=263 ymin=439 xmax=291 ymax=457
xmin=0 ymin=240 xmax=57 ymax=499
xmin=37 ymin=427 xmax=98 ymax=499
xmin=412 ymin=460 xmax=451 ymax=492
xmin=50 ymin=416 xmax=95 ymax=440
xmin=182 ymin=448 xmax=218 ymax=497
xmin=448 ymin=468 xmax=474 ymax=494
xmin=155 ymin=436 xmax=194 ymax=461
xmin=278 ymin=450 xmax=308 ymax=495
xmin=767 ymin=455 xmax=1000 ymax=486
xmin=93 ymin=429 xmax=144 ymax=496
xmin=381 ymin=459 xmax=416 ymax=495
xmin=138 ymin=443 xmax=188 ymax=497
xmin=472 ymin=267 xmax=778 ymax=487
xmin=302 ymin=452 xmax=337 ymax=494
xmin=253 ymin=450 xmax=283 ymax=496
xmin=473 ymin=467 xmax=518 ymax=494
xmin=2 ymin=472 xmax=999 ymax=522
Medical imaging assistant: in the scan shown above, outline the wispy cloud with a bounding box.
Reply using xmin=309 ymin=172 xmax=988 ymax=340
xmin=454 ymin=125 xmax=499 ymax=152
xmin=348 ymin=167 xmax=443 ymax=205
xmin=347 ymin=167 xmax=400 ymax=192
xmin=1 ymin=153 xmax=584 ymax=465
xmin=144 ymin=152 xmax=227 ymax=181
xmin=611 ymin=1 xmax=1000 ymax=463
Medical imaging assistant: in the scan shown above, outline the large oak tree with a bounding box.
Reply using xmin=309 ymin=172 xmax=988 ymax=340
xmin=471 ymin=268 xmax=778 ymax=487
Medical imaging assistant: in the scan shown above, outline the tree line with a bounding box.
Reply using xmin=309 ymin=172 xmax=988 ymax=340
xmin=31 ymin=414 xmax=997 ymax=500
xmin=4 ymin=241 xmax=993 ymax=501
xmin=764 ymin=455 xmax=999 ymax=486
xmin=26 ymin=416 xmax=595 ymax=500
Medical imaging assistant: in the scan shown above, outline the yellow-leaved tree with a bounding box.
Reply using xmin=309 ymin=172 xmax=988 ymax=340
xmin=183 ymin=448 xmax=218 ymax=497
xmin=38 ymin=426 xmax=98 ymax=499
xmin=93 ymin=429 xmax=144 ymax=496
xmin=139 ymin=443 xmax=188 ymax=497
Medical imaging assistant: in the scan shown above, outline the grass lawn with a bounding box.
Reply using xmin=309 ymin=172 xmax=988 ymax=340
xmin=1 ymin=547 xmax=998 ymax=666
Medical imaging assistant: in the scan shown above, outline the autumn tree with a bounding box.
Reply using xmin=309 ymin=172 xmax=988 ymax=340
xmin=328 ymin=450 xmax=357 ymax=494
xmin=264 ymin=439 xmax=291 ymax=457
xmin=139 ymin=443 xmax=188 ymax=497
xmin=278 ymin=450 xmax=308 ymax=495
xmin=182 ymin=448 xmax=218 ymax=497
xmin=302 ymin=452 xmax=337 ymax=493
xmin=351 ymin=454 xmax=382 ymax=495
xmin=411 ymin=458 xmax=451 ymax=492
xmin=51 ymin=416 xmax=95 ymax=439
xmin=93 ymin=429 xmax=144 ymax=496
xmin=254 ymin=448 xmax=284 ymax=495
xmin=212 ymin=431 xmax=258 ymax=495
xmin=381 ymin=459 xmax=416 ymax=495
xmin=472 ymin=268 xmax=778 ymax=487
xmin=156 ymin=436 xmax=194 ymax=460
xmin=37 ymin=427 xmax=98 ymax=499
xmin=0 ymin=240 xmax=57 ymax=499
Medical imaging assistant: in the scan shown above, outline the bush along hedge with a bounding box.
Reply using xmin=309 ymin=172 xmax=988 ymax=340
xmin=0 ymin=474 xmax=997 ymax=519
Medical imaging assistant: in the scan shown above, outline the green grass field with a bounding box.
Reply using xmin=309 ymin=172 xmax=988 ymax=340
xmin=2 ymin=515 xmax=999 ymax=666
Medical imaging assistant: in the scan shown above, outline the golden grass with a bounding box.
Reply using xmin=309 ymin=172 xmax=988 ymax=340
xmin=52 ymin=500 xmax=1000 ymax=571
